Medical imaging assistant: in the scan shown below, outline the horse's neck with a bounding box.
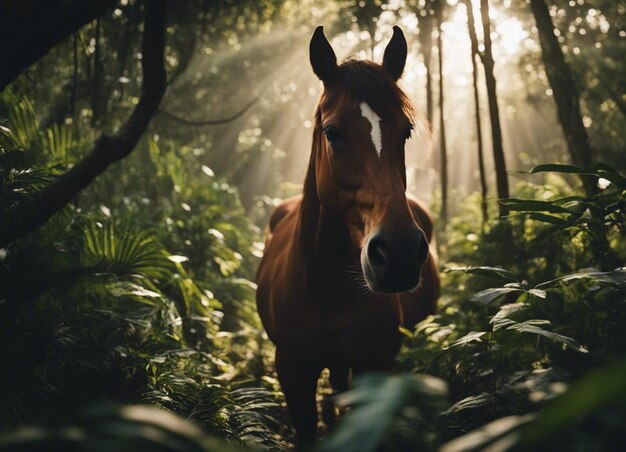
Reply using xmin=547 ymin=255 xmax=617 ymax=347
xmin=294 ymin=145 xmax=354 ymax=290
xmin=296 ymin=201 xmax=353 ymax=290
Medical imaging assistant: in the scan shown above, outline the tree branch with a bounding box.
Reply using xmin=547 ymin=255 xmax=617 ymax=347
xmin=157 ymin=97 xmax=258 ymax=126
xmin=0 ymin=0 xmax=117 ymax=92
xmin=0 ymin=0 xmax=168 ymax=248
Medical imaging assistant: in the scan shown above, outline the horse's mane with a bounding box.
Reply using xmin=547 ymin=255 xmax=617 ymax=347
xmin=298 ymin=60 xmax=415 ymax=265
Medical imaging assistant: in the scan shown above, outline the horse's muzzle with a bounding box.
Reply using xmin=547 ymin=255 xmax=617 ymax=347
xmin=361 ymin=225 xmax=429 ymax=293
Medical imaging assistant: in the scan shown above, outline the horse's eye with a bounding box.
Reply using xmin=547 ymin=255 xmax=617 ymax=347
xmin=323 ymin=125 xmax=340 ymax=143
xmin=404 ymin=124 xmax=414 ymax=141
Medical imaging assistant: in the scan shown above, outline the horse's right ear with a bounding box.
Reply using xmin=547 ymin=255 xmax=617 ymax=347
xmin=310 ymin=26 xmax=338 ymax=84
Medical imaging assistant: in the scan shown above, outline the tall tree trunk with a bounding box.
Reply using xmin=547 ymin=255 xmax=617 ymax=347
xmin=530 ymin=0 xmax=618 ymax=270
xmin=465 ymin=0 xmax=488 ymax=229
xmin=426 ymin=58 xmax=433 ymax=126
xmin=480 ymin=0 xmax=509 ymax=217
xmin=417 ymin=14 xmax=434 ymax=125
xmin=436 ymin=6 xmax=448 ymax=225
xmin=369 ymin=23 xmax=376 ymax=60
xmin=529 ymin=0 xmax=595 ymax=194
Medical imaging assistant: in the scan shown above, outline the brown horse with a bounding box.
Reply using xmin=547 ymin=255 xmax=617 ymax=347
xmin=256 ymin=26 xmax=439 ymax=443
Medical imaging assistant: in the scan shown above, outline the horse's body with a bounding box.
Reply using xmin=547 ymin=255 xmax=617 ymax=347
xmin=256 ymin=26 xmax=439 ymax=442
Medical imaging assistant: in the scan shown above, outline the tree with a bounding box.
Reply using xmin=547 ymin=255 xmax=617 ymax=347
xmin=346 ymin=0 xmax=384 ymax=58
xmin=434 ymin=0 xmax=449 ymax=224
xmin=413 ymin=2 xmax=435 ymax=125
xmin=0 ymin=0 xmax=168 ymax=247
xmin=529 ymin=0 xmax=619 ymax=270
xmin=529 ymin=0 xmax=595 ymax=195
xmin=480 ymin=0 xmax=509 ymax=218
xmin=0 ymin=0 xmax=116 ymax=92
xmin=464 ymin=0 xmax=488 ymax=229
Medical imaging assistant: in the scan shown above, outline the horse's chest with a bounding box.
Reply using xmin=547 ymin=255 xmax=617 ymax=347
xmin=333 ymin=299 xmax=401 ymax=355
xmin=274 ymin=292 xmax=402 ymax=365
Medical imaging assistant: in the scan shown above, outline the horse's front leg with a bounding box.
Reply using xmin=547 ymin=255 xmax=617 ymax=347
xmin=275 ymin=348 xmax=321 ymax=445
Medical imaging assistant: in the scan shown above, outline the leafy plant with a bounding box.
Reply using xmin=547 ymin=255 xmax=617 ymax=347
xmin=318 ymin=374 xmax=448 ymax=452
xmin=0 ymin=100 xmax=279 ymax=449
xmin=502 ymin=163 xmax=625 ymax=269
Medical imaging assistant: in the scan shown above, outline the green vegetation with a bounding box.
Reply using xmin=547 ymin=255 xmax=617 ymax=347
xmin=1 ymin=0 xmax=625 ymax=451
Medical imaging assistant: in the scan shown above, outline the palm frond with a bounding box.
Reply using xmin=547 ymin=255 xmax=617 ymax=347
xmin=45 ymin=123 xmax=73 ymax=162
xmin=81 ymin=221 xmax=172 ymax=281
xmin=8 ymin=98 xmax=39 ymax=149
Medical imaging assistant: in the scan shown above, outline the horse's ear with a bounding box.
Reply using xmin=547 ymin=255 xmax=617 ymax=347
xmin=382 ymin=26 xmax=407 ymax=81
xmin=310 ymin=26 xmax=338 ymax=84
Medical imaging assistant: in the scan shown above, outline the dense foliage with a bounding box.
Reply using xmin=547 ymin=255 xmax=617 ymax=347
xmin=0 ymin=98 xmax=283 ymax=449
xmin=1 ymin=0 xmax=625 ymax=451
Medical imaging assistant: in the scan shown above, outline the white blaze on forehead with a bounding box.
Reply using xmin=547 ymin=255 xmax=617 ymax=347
xmin=359 ymin=102 xmax=382 ymax=158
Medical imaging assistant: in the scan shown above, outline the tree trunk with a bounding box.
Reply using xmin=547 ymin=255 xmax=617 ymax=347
xmin=0 ymin=0 xmax=116 ymax=92
xmin=436 ymin=7 xmax=448 ymax=225
xmin=465 ymin=0 xmax=488 ymax=229
xmin=530 ymin=0 xmax=619 ymax=270
xmin=0 ymin=0 xmax=168 ymax=248
xmin=529 ymin=0 xmax=595 ymax=194
xmin=369 ymin=23 xmax=376 ymax=60
xmin=480 ymin=0 xmax=509 ymax=217
xmin=426 ymin=63 xmax=433 ymax=126
xmin=417 ymin=13 xmax=434 ymax=126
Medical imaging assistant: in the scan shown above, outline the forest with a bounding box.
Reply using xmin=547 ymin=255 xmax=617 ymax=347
xmin=0 ymin=0 xmax=624 ymax=450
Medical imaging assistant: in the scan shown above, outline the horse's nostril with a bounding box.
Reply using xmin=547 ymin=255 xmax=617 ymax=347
xmin=367 ymin=236 xmax=388 ymax=271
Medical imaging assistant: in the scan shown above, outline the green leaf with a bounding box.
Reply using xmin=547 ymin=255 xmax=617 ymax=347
xmin=446 ymin=266 xmax=518 ymax=282
xmin=45 ymin=123 xmax=73 ymax=161
xmin=441 ymin=414 xmax=536 ymax=452
xmin=442 ymin=392 xmax=495 ymax=415
xmin=535 ymin=268 xmax=626 ymax=290
xmin=528 ymin=163 xmax=626 ymax=189
xmin=527 ymin=289 xmax=547 ymax=299
xmin=506 ymin=320 xmax=588 ymax=353
xmin=589 ymin=162 xmax=621 ymax=173
xmin=535 ymin=217 xmax=587 ymax=241
xmin=528 ymin=213 xmax=567 ymax=224
xmin=500 ymin=198 xmax=573 ymax=214
xmin=0 ymin=402 xmax=243 ymax=451
xmin=490 ymin=303 xmax=527 ymax=331
xmin=319 ymin=374 xmax=447 ymax=452
xmin=81 ymin=221 xmax=172 ymax=280
xmin=8 ymin=98 xmax=39 ymax=149
xmin=470 ymin=287 xmax=524 ymax=306
xmin=110 ymin=281 xmax=163 ymax=306
xmin=522 ymin=361 xmax=626 ymax=443
xmin=530 ymin=164 xmax=587 ymax=174
xmin=446 ymin=331 xmax=487 ymax=349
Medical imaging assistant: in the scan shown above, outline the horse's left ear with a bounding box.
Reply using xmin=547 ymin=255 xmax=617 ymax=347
xmin=382 ymin=26 xmax=407 ymax=81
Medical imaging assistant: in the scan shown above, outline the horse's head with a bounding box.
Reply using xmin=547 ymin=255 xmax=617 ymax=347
xmin=308 ymin=26 xmax=429 ymax=294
